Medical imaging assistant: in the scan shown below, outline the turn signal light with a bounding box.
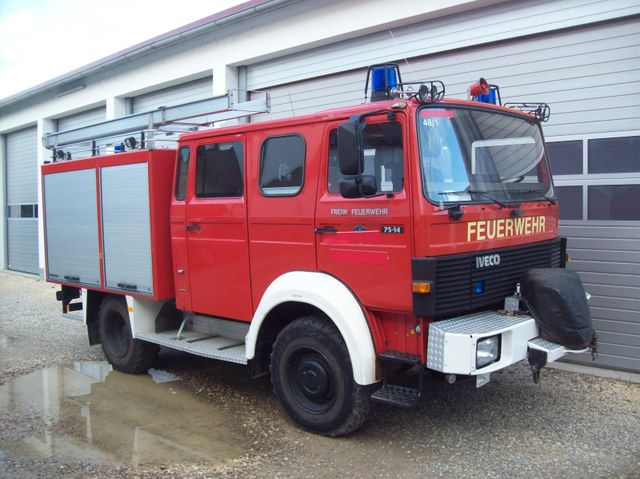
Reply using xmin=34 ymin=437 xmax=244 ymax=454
xmin=412 ymin=281 xmax=432 ymax=294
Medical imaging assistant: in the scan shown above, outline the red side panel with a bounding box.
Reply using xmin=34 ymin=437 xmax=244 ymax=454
xmin=180 ymin=134 xmax=254 ymax=321
xmin=246 ymin=124 xmax=320 ymax=309
xmin=315 ymin=116 xmax=414 ymax=314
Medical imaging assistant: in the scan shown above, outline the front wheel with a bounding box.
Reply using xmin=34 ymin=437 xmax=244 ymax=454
xmin=270 ymin=316 xmax=370 ymax=436
xmin=98 ymin=296 xmax=159 ymax=373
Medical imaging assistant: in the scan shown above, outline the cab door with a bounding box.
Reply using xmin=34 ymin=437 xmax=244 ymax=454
xmin=315 ymin=116 xmax=413 ymax=312
xmin=170 ymin=146 xmax=193 ymax=311
xmin=184 ymin=135 xmax=253 ymax=321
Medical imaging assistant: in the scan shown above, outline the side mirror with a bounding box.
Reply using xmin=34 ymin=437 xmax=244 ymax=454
xmin=339 ymin=175 xmax=377 ymax=198
xmin=337 ymin=121 xmax=363 ymax=176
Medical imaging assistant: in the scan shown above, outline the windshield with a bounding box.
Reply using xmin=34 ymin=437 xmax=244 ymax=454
xmin=417 ymin=107 xmax=553 ymax=204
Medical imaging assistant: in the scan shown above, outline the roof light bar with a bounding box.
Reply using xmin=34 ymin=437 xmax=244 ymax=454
xmin=504 ymin=102 xmax=551 ymax=122
xmin=364 ymin=64 xmax=445 ymax=103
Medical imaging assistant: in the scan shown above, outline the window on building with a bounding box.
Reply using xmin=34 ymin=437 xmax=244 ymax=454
xmin=547 ymin=140 xmax=582 ymax=175
xmin=328 ymin=122 xmax=404 ymax=194
xmin=174 ymin=146 xmax=190 ymax=201
xmin=555 ymin=186 xmax=583 ymax=220
xmin=588 ymin=185 xmax=640 ymax=221
xmin=195 ymin=141 xmax=244 ymax=198
xmin=588 ymin=137 xmax=640 ymax=174
xmin=7 ymin=204 xmax=38 ymax=218
xmin=260 ymin=135 xmax=305 ymax=196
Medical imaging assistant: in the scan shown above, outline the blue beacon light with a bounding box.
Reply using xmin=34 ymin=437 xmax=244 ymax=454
xmin=473 ymin=280 xmax=485 ymax=295
xmin=369 ymin=64 xmax=400 ymax=101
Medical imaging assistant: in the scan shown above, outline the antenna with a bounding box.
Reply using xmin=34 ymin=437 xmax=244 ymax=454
xmin=388 ymin=30 xmax=416 ymax=79
xmin=287 ymin=90 xmax=295 ymax=116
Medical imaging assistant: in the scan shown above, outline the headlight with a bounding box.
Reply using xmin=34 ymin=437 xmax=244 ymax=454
xmin=476 ymin=335 xmax=500 ymax=368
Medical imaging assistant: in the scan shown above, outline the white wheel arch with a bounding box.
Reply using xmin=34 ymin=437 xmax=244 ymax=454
xmin=246 ymin=271 xmax=378 ymax=386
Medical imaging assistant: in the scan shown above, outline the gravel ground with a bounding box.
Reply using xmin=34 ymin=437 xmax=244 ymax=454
xmin=1 ymin=271 xmax=639 ymax=478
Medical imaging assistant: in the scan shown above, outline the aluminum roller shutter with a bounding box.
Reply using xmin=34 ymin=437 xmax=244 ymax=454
xmin=6 ymin=126 xmax=39 ymax=274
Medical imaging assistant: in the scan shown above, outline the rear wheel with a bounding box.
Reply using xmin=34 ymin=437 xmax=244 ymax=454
xmin=98 ymin=296 xmax=159 ymax=373
xmin=270 ymin=316 xmax=370 ymax=436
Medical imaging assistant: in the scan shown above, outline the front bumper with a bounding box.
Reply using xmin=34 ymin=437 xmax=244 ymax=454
xmin=426 ymin=311 xmax=584 ymax=376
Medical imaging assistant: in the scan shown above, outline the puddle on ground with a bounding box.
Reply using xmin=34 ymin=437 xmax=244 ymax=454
xmin=0 ymin=335 xmax=16 ymax=349
xmin=0 ymin=361 xmax=246 ymax=466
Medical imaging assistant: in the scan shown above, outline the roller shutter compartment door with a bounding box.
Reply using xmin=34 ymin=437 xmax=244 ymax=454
xmin=6 ymin=127 xmax=39 ymax=274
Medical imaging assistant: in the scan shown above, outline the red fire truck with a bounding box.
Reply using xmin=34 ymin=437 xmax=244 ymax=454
xmin=42 ymin=65 xmax=595 ymax=436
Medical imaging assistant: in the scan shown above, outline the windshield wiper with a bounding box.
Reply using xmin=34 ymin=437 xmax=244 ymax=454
xmin=467 ymin=190 xmax=515 ymax=209
xmin=438 ymin=189 xmax=516 ymax=209
xmin=522 ymin=189 xmax=556 ymax=205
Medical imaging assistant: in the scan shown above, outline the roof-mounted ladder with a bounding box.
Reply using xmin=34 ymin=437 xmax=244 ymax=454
xmin=43 ymin=89 xmax=270 ymax=154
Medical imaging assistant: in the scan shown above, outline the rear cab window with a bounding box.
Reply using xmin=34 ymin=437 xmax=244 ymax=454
xmin=260 ymin=135 xmax=305 ymax=196
xmin=195 ymin=141 xmax=244 ymax=198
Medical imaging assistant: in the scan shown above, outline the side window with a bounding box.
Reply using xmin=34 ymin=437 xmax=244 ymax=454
xmin=260 ymin=135 xmax=305 ymax=196
xmin=328 ymin=122 xmax=404 ymax=194
xmin=174 ymin=146 xmax=190 ymax=201
xmin=195 ymin=141 xmax=244 ymax=198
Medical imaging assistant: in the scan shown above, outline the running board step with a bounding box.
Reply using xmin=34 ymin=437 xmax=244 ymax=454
xmin=371 ymin=350 xmax=424 ymax=408
xmin=136 ymin=330 xmax=247 ymax=365
xmin=378 ymin=351 xmax=421 ymax=365
xmin=371 ymin=384 xmax=420 ymax=408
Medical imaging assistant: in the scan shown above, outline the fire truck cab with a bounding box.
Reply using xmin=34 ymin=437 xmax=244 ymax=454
xmin=43 ymin=66 xmax=595 ymax=436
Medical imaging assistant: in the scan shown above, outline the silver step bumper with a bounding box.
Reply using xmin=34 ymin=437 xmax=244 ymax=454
xmin=426 ymin=311 xmax=582 ymax=376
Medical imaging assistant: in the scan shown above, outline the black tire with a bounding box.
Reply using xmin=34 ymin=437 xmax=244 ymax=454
xmin=98 ymin=296 xmax=159 ymax=373
xmin=270 ymin=316 xmax=370 ymax=436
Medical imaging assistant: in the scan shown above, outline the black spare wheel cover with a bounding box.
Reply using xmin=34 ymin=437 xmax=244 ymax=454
xmin=521 ymin=268 xmax=593 ymax=350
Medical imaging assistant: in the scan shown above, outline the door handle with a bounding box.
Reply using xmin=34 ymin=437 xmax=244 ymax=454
xmin=315 ymin=226 xmax=337 ymax=234
xmin=185 ymin=224 xmax=201 ymax=232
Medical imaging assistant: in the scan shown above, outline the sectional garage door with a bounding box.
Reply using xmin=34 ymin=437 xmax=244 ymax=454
xmin=131 ymin=76 xmax=213 ymax=148
xmin=247 ymin=14 xmax=640 ymax=372
xmin=132 ymin=77 xmax=213 ymax=113
xmin=57 ymin=106 xmax=106 ymax=132
xmin=6 ymin=127 xmax=39 ymax=274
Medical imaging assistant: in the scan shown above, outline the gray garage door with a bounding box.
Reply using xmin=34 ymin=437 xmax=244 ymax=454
xmin=247 ymin=13 xmax=640 ymax=372
xmin=131 ymin=76 xmax=213 ymax=147
xmin=6 ymin=126 xmax=39 ymax=274
xmin=57 ymin=106 xmax=106 ymax=132
xmin=549 ymin=136 xmax=640 ymax=373
xmin=132 ymin=77 xmax=213 ymax=113
xmin=54 ymin=106 xmax=107 ymax=159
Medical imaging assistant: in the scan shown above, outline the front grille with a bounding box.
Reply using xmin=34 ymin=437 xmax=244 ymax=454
xmin=412 ymin=238 xmax=565 ymax=318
